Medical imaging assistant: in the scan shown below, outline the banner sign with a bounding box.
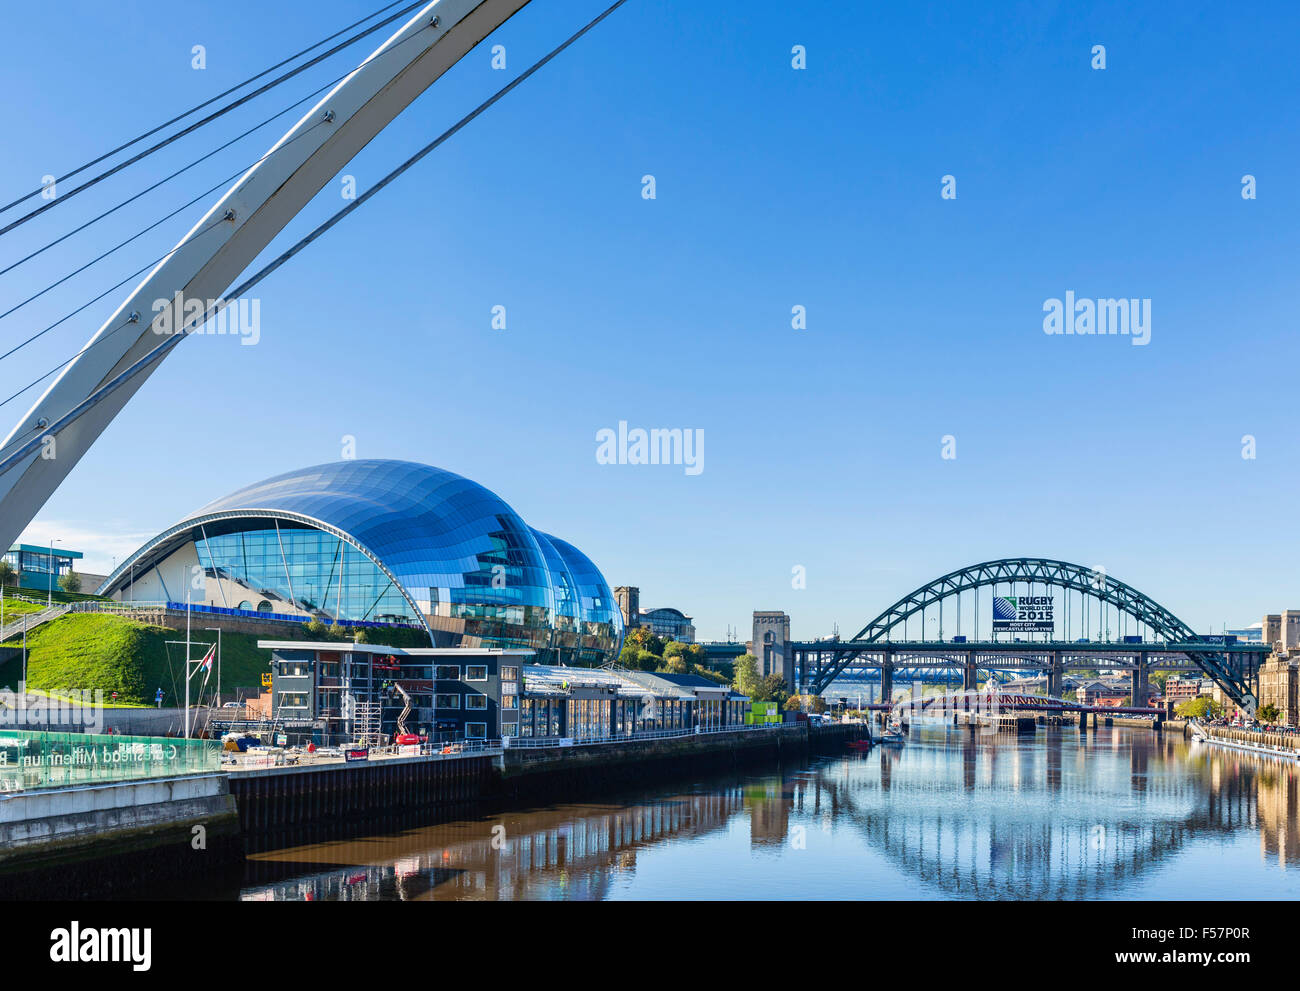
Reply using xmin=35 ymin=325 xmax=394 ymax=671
xmin=993 ymin=595 xmax=1054 ymax=633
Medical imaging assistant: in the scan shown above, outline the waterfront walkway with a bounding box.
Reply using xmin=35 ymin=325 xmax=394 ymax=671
xmin=1193 ymin=722 xmax=1300 ymax=760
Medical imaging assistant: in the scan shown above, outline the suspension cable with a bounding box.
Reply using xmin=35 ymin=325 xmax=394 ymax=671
xmin=0 ymin=215 xmax=232 ymax=396
xmin=0 ymin=0 xmax=428 ymax=234
xmin=0 ymin=0 xmax=631 ymax=474
xmin=0 ymin=117 xmax=333 ymax=329
xmin=0 ymin=208 xmax=239 ymax=366
xmin=1 ymin=4 xmax=461 ymax=286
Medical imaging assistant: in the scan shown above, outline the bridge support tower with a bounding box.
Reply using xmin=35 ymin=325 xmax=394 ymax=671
xmin=880 ymin=656 xmax=894 ymax=705
xmin=1132 ymin=654 xmax=1150 ymax=707
xmin=1046 ymin=651 xmax=1064 ymax=698
xmin=962 ymin=652 xmax=978 ymax=692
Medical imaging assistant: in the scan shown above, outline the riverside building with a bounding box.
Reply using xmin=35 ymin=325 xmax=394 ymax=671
xmin=97 ymin=460 xmax=624 ymax=666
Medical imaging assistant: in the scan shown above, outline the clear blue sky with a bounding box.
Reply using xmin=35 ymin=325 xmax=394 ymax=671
xmin=2 ymin=0 xmax=1298 ymax=640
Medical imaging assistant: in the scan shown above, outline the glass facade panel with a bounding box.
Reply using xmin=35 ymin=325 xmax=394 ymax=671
xmin=192 ymin=525 xmax=417 ymax=625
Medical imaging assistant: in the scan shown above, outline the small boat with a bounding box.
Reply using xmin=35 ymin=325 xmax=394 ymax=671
xmin=879 ymin=723 xmax=906 ymax=746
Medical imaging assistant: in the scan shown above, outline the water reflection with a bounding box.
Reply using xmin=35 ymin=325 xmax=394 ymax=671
xmin=237 ymin=726 xmax=1300 ymax=901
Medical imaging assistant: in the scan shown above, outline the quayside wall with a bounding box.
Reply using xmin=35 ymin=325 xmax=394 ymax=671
xmin=498 ymin=725 xmax=807 ymax=802
xmin=1201 ymin=724 xmax=1300 ymax=754
xmin=227 ymin=752 xmax=495 ymax=832
xmin=0 ymin=774 xmax=241 ymax=899
xmin=237 ymin=724 xmax=861 ymax=829
xmin=0 ymin=723 xmax=864 ymax=893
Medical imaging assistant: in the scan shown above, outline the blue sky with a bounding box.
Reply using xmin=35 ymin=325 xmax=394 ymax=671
xmin=1 ymin=0 xmax=1298 ymax=641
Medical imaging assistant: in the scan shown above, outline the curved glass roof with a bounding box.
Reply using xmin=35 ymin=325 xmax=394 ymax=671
xmin=190 ymin=460 xmax=553 ymax=609
xmin=540 ymin=532 xmax=625 ymax=641
xmin=103 ymin=460 xmax=623 ymax=663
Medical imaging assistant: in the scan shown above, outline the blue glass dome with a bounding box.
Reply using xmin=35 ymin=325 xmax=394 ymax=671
xmin=99 ymin=460 xmax=624 ymax=664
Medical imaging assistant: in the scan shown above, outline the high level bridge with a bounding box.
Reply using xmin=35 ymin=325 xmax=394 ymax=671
xmin=790 ymin=558 xmax=1268 ymax=712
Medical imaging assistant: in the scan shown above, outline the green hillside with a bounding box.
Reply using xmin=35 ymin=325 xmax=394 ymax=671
xmin=1 ymin=596 xmax=46 ymax=618
xmin=4 ymin=613 xmax=272 ymax=706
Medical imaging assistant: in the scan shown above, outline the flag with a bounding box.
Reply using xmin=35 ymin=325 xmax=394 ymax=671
xmin=198 ymin=643 xmax=215 ymax=688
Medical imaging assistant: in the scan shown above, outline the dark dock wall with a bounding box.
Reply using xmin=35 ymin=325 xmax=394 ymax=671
xmin=227 ymin=754 xmax=494 ymax=832
xmin=0 ymin=725 xmax=865 ymax=894
xmin=497 ymin=725 xmax=810 ymax=802
xmin=230 ymin=724 xmax=868 ymax=832
xmin=807 ymin=722 xmax=866 ymax=752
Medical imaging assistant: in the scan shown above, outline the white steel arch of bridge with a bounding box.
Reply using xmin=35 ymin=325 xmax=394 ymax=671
xmin=0 ymin=0 xmax=604 ymax=551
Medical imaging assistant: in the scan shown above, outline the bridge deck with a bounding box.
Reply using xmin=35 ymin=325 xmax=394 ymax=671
xmin=790 ymin=639 xmax=1269 ymax=655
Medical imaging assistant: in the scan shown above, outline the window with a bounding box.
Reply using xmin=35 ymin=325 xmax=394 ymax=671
xmin=277 ymin=692 xmax=308 ymax=710
xmin=502 ymin=694 xmax=517 ymax=710
xmin=501 ymin=666 xmax=518 ymax=682
xmin=435 ymin=694 xmax=460 ymax=709
xmin=465 ymin=723 xmax=486 ymax=739
xmin=465 ymin=694 xmax=487 ymax=710
xmin=279 ymin=662 xmax=310 ymax=678
xmin=465 ymin=665 xmax=488 ymax=682
xmin=434 ymin=665 xmax=460 ymax=680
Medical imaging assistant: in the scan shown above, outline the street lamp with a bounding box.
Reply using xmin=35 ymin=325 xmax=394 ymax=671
xmin=47 ymin=538 xmax=60 ymax=607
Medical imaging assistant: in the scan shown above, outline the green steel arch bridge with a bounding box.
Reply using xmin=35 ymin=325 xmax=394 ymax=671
xmin=791 ymin=558 xmax=1268 ymax=713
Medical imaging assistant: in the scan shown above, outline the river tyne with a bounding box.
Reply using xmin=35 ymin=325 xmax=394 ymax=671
xmin=219 ymin=726 xmax=1300 ymax=901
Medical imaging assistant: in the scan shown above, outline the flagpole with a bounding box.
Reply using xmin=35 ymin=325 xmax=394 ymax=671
xmin=184 ymin=579 xmax=191 ymax=738
xmin=205 ymin=627 xmax=222 ymax=705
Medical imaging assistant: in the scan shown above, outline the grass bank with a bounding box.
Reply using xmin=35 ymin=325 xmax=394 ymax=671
xmin=0 ymin=613 xmax=272 ymax=705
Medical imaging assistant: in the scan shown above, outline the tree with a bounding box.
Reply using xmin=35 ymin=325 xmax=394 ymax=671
xmin=634 ymin=649 xmax=660 ymax=672
xmin=0 ymin=559 xmax=16 ymax=588
xmin=761 ymin=674 xmax=790 ymax=706
xmin=692 ymin=665 xmax=729 ymax=685
xmin=1175 ymin=696 xmax=1223 ymax=721
xmin=785 ymin=693 xmax=826 ymax=714
xmin=352 ymin=627 xmax=370 ymax=644
xmin=662 ymin=640 xmax=686 ymax=659
xmin=58 ymin=571 xmax=82 ymax=593
xmin=1256 ymin=703 xmax=1281 ymax=725
xmin=732 ymin=653 xmax=761 ymax=699
xmin=625 ymin=625 xmax=664 ymax=657
xmin=659 ymin=655 xmax=689 ymax=675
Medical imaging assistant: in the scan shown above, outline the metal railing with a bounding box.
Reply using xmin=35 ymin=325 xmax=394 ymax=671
xmin=67 ymin=600 xmax=165 ymax=614
xmin=222 ymin=736 xmax=503 ymax=769
xmin=0 ymin=603 xmax=70 ymax=642
xmin=219 ymin=723 xmax=785 ymax=769
xmin=1198 ymin=723 xmax=1300 ymax=759
xmin=0 ymin=728 xmax=221 ymax=792
xmin=502 ymin=721 xmax=784 ymax=750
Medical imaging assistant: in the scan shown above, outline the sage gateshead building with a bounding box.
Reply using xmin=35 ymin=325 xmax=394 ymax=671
xmin=97 ymin=460 xmax=624 ymax=666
